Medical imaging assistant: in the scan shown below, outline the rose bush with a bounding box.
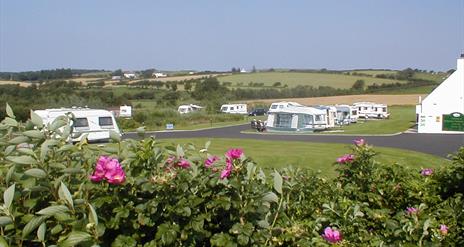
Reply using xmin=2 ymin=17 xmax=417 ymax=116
xmin=0 ymin=106 xmax=463 ymax=246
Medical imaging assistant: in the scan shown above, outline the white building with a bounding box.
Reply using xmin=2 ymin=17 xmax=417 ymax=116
xmin=178 ymin=104 xmax=203 ymax=114
xmin=353 ymin=102 xmax=389 ymax=119
xmin=266 ymin=105 xmax=329 ymax=132
xmin=153 ymin=72 xmax=167 ymax=78
xmin=119 ymin=105 xmax=132 ymax=118
xmin=123 ymin=72 xmax=137 ymax=79
xmin=416 ymin=55 xmax=464 ymax=133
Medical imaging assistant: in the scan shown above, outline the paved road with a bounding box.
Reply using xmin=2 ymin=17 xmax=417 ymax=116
xmin=124 ymin=124 xmax=464 ymax=158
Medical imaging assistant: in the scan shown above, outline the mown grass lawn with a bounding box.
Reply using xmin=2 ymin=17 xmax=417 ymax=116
xmin=218 ymin=72 xmax=400 ymax=89
xmin=157 ymin=138 xmax=449 ymax=177
xmin=328 ymin=105 xmax=416 ymax=134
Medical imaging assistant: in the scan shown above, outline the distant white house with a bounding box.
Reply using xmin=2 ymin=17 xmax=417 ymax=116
xmin=153 ymin=72 xmax=167 ymax=78
xmin=111 ymin=76 xmax=122 ymax=80
xmin=416 ymin=55 xmax=464 ymax=133
xmin=240 ymin=68 xmax=247 ymax=73
xmin=119 ymin=105 xmax=132 ymax=118
xmin=123 ymin=72 xmax=137 ymax=79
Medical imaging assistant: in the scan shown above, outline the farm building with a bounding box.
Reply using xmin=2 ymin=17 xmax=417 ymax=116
xmin=416 ymin=55 xmax=464 ymax=133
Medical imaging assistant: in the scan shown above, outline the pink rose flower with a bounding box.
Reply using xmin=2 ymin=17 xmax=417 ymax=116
xmin=336 ymin=154 xmax=354 ymax=164
xmin=439 ymin=224 xmax=448 ymax=235
xmin=420 ymin=168 xmax=433 ymax=176
xmin=205 ymin=155 xmax=219 ymax=168
xmin=353 ymin=138 xmax=365 ymax=146
xmin=220 ymin=158 xmax=233 ymax=180
xmin=406 ymin=207 xmax=418 ymax=214
xmin=322 ymin=227 xmax=342 ymax=243
xmin=177 ymin=159 xmax=191 ymax=168
xmin=226 ymin=148 xmax=243 ymax=160
xmin=90 ymin=156 xmax=125 ymax=185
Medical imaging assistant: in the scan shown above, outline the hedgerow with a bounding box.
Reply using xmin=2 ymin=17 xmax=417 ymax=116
xmin=0 ymin=105 xmax=463 ymax=246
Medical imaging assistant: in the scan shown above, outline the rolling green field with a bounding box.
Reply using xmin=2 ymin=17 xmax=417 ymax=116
xmin=367 ymin=85 xmax=437 ymax=94
xmin=218 ymin=72 xmax=401 ymax=89
xmin=158 ymin=138 xmax=449 ymax=177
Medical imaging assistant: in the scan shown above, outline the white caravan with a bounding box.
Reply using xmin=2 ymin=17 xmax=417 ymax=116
xmin=220 ymin=104 xmax=247 ymax=114
xmin=178 ymin=104 xmax=203 ymax=114
xmin=34 ymin=107 xmax=122 ymax=142
xmin=315 ymin=105 xmax=337 ymax=128
xmin=268 ymin=101 xmax=303 ymax=112
xmin=353 ymin=102 xmax=389 ymax=119
xmin=335 ymin=105 xmax=359 ymax=124
xmin=119 ymin=105 xmax=132 ymax=118
xmin=266 ymin=105 xmax=329 ymax=132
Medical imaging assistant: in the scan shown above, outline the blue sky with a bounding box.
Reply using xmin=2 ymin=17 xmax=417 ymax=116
xmin=0 ymin=0 xmax=463 ymax=72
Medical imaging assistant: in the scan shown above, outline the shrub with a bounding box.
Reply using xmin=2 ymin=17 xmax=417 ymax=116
xmin=0 ymin=107 xmax=463 ymax=246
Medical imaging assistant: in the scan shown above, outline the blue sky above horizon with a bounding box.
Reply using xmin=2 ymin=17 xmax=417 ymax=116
xmin=0 ymin=0 xmax=463 ymax=72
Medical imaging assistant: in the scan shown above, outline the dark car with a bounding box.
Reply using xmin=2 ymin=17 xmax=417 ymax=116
xmin=248 ymin=108 xmax=267 ymax=116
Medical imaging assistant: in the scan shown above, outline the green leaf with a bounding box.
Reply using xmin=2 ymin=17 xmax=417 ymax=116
xmin=24 ymin=168 xmax=47 ymax=179
xmin=23 ymin=130 xmax=44 ymax=139
xmin=88 ymin=203 xmax=98 ymax=226
xmin=59 ymin=182 xmax=74 ymax=210
xmin=6 ymin=155 xmax=37 ymax=165
xmin=30 ymin=110 xmax=44 ymax=128
xmin=5 ymin=165 xmax=15 ymax=185
xmin=0 ymin=216 xmax=13 ymax=226
xmin=17 ymin=148 xmax=36 ymax=157
xmin=5 ymin=103 xmax=15 ymax=118
xmin=262 ymin=192 xmax=279 ymax=203
xmin=3 ymin=184 xmax=15 ymax=209
xmin=57 ymin=144 xmax=74 ymax=152
xmin=109 ymin=130 xmax=121 ymax=142
xmin=3 ymin=117 xmax=18 ymax=127
xmin=205 ymin=140 xmax=211 ymax=150
xmin=50 ymin=117 xmax=67 ymax=131
xmin=37 ymin=205 xmax=69 ymax=216
xmin=22 ymin=216 xmax=48 ymax=238
xmin=273 ymin=170 xmax=283 ymax=194
xmin=60 ymin=231 xmax=92 ymax=247
xmin=176 ymin=144 xmax=184 ymax=157
xmin=61 ymin=168 xmax=83 ymax=174
xmin=40 ymin=140 xmax=59 ymax=161
xmin=8 ymin=136 xmax=30 ymax=145
xmin=4 ymin=145 xmax=15 ymax=156
xmin=0 ymin=236 xmax=9 ymax=247
xmin=37 ymin=222 xmax=46 ymax=242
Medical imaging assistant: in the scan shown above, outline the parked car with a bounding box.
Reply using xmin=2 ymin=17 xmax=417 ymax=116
xmin=248 ymin=108 xmax=267 ymax=116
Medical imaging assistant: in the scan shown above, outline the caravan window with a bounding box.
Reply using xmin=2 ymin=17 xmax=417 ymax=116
xmin=302 ymin=114 xmax=313 ymax=125
xmin=99 ymin=117 xmax=114 ymax=127
xmin=230 ymin=107 xmax=235 ymax=111
xmin=315 ymin=115 xmax=323 ymax=122
xmin=382 ymin=107 xmax=387 ymax=112
xmin=221 ymin=106 xmax=228 ymax=111
xmin=74 ymin=118 xmax=89 ymax=128
xmin=276 ymin=114 xmax=292 ymax=128
xmin=270 ymin=105 xmax=278 ymax=109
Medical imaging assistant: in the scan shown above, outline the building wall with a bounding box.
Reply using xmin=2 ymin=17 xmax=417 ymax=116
xmin=418 ymin=57 xmax=464 ymax=133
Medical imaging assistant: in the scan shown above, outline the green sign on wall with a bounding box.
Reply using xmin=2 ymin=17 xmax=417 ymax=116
xmin=442 ymin=112 xmax=464 ymax=131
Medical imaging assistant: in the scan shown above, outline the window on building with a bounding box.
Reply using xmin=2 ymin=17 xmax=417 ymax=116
xmin=271 ymin=105 xmax=277 ymax=109
xmin=315 ymin=115 xmax=323 ymax=121
xmin=302 ymin=114 xmax=313 ymax=125
xmin=383 ymin=107 xmax=387 ymax=112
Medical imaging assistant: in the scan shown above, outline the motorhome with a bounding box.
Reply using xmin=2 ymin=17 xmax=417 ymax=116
xmin=353 ymin=102 xmax=389 ymax=119
xmin=220 ymin=104 xmax=247 ymax=114
xmin=178 ymin=104 xmax=203 ymax=114
xmin=34 ymin=107 xmax=122 ymax=142
xmin=266 ymin=105 xmax=329 ymax=132
xmin=335 ymin=105 xmax=359 ymax=124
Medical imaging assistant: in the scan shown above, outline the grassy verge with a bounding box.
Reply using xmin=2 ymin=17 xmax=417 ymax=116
xmin=157 ymin=138 xmax=449 ymax=177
